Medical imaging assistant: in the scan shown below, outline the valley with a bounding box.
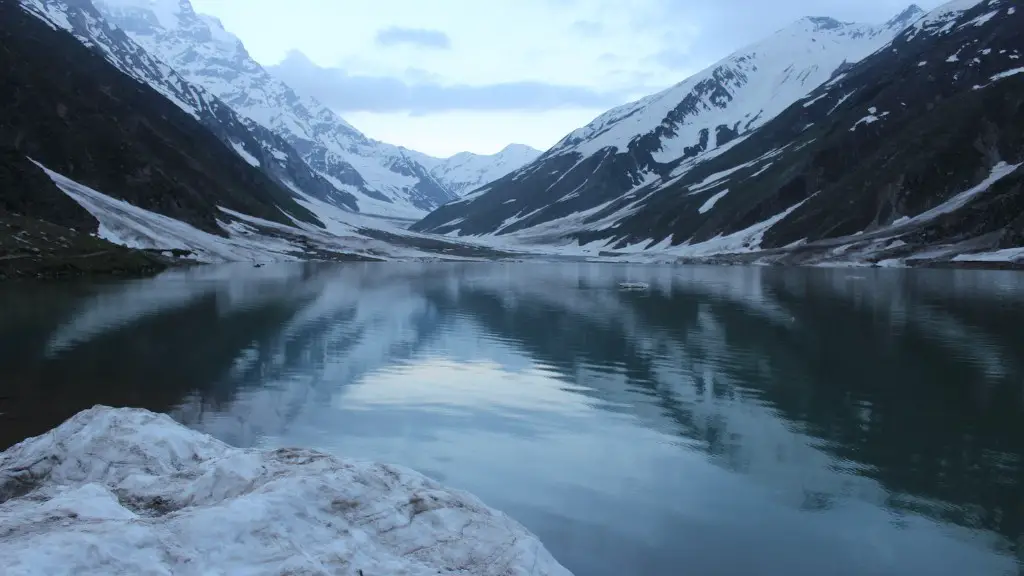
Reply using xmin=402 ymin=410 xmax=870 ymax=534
xmin=2 ymin=0 xmax=1022 ymax=275
xmin=3 ymin=2 xmax=1024 ymax=573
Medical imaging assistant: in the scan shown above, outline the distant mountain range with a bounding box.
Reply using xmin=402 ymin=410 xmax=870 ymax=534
xmin=403 ymin=144 xmax=542 ymax=197
xmin=2 ymin=0 xmax=1022 ymax=269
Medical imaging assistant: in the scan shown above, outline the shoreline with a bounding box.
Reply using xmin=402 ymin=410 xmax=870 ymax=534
xmin=3 ymin=213 xmax=1021 ymax=279
xmin=0 ymin=215 xmax=172 ymax=281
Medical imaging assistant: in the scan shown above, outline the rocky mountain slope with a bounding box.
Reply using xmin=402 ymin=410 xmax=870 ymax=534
xmin=93 ymin=0 xmax=458 ymax=217
xmin=2 ymin=0 xmax=322 ymax=236
xmin=0 ymin=148 xmax=166 ymax=280
xmin=413 ymin=0 xmax=1024 ymax=266
xmin=578 ymin=0 xmax=1024 ymax=266
xmin=403 ymin=144 xmax=542 ymax=197
xmin=411 ymin=5 xmax=927 ymax=236
xmin=18 ymin=0 xmax=358 ymax=214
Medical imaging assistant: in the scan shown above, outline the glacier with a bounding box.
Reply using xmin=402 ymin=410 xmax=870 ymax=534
xmin=0 ymin=406 xmax=573 ymax=576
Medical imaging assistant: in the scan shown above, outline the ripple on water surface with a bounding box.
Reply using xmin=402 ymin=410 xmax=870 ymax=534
xmin=1 ymin=263 xmax=1023 ymax=576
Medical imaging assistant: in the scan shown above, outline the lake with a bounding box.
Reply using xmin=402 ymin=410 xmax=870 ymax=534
xmin=2 ymin=262 xmax=1023 ymax=576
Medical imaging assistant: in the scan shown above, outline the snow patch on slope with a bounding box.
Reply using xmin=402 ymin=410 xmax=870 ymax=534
xmin=230 ymin=142 xmax=260 ymax=167
xmin=33 ymin=161 xmax=442 ymax=262
xmin=0 ymin=406 xmax=572 ymax=576
xmin=699 ymin=189 xmax=730 ymax=214
xmin=903 ymin=161 xmax=1022 ymax=224
xmin=991 ymin=66 xmax=1024 ymax=80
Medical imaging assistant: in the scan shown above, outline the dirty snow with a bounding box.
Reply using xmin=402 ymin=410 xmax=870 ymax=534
xmin=0 ymin=406 xmax=572 ymax=576
xmin=952 ymin=246 xmax=1024 ymax=262
xmin=31 ymin=160 xmax=460 ymax=262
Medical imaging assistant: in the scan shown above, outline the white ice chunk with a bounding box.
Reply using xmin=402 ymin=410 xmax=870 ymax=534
xmin=0 ymin=406 xmax=572 ymax=576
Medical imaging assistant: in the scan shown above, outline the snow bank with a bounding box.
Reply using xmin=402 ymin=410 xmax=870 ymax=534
xmin=0 ymin=406 xmax=572 ymax=576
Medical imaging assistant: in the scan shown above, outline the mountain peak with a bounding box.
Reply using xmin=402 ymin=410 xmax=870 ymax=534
xmin=499 ymin=143 xmax=541 ymax=156
xmin=801 ymin=16 xmax=849 ymax=31
xmin=95 ymin=0 xmax=192 ymax=29
xmin=886 ymin=4 xmax=926 ymax=28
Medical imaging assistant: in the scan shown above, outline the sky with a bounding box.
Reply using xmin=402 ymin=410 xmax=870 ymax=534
xmin=190 ymin=0 xmax=943 ymax=158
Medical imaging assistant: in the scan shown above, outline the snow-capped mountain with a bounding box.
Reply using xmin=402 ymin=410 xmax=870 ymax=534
xmin=549 ymin=7 xmax=927 ymax=163
xmin=93 ymin=0 xmax=457 ymax=218
xmin=403 ymin=144 xmax=542 ymax=197
xmin=5 ymin=0 xmax=327 ymax=236
xmin=417 ymin=0 xmax=1024 ymax=267
xmin=412 ymin=5 xmax=927 ymax=237
xmin=17 ymin=0 xmax=358 ymax=216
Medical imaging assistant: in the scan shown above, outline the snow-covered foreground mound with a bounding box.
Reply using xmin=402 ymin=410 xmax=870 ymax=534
xmin=0 ymin=406 xmax=572 ymax=576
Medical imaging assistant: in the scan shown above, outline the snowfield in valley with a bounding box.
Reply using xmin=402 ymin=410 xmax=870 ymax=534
xmin=0 ymin=406 xmax=573 ymax=576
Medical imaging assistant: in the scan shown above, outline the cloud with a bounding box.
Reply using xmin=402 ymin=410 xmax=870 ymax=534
xmin=269 ymin=51 xmax=629 ymax=115
xmin=570 ymin=20 xmax=604 ymax=37
xmin=649 ymin=48 xmax=698 ymax=71
xmin=631 ymin=0 xmax=944 ymax=71
xmin=375 ymin=27 xmax=451 ymax=49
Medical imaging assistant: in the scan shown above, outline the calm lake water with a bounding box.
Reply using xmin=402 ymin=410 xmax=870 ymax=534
xmin=2 ymin=262 xmax=1023 ymax=575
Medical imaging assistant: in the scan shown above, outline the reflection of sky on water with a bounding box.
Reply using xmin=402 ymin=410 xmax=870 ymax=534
xmin=3 ymin=263 xmax=1023 ymax=576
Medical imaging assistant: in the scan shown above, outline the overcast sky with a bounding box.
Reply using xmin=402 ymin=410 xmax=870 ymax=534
xmin=190 ymin=0 xmax=941 ymax=157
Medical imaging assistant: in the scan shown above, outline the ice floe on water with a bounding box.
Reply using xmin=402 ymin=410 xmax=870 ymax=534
xmin=0 ymin=406 xmax=572 ymax=576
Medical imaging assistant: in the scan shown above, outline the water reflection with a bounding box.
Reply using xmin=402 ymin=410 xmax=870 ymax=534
xmin=1 ymin=263 xmax=1023 ymax=575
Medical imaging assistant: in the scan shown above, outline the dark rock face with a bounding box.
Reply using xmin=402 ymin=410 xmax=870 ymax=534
xmin=0 ymin=0 xmax=323 ymax=236
xmin=51 ymin=0 xmax=360 ymax=212
xmin=0 ymin=147 xmax=97 ymax=234
xmin=415 ymin=2 xmax=1024 ymax=262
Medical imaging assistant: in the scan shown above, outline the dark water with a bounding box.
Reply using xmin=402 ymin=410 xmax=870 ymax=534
xmin=2 ymin=263 xmax=1024 ymax=576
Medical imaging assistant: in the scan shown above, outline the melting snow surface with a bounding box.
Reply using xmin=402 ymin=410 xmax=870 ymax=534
xmin=953 ymin=246 xmax=1024 ymax=262
xmin=0 ymin=406 xmax=572 ymax=576
xmin=32 ymin=161 xmax=452 ymax=262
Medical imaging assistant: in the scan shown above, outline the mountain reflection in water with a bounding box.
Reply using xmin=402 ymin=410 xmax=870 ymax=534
xmin=1 ymin=262 xmax=1022 ymax=576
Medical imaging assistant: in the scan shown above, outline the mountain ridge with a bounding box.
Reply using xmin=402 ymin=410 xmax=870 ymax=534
xmin=18 ymin=0 xmax=361 ymax=216
xmin=402 ymin=144 xmax=542 ymax=197
xmin=4 ymin=0 xmax=327 ymax=235
xmin=93 ymin=0 xmax=460 ymax=218
xmin=412 ymin=4 xmax=928 ymax=238
xmin=411 ymin=0 xmax=1024 ymax=266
